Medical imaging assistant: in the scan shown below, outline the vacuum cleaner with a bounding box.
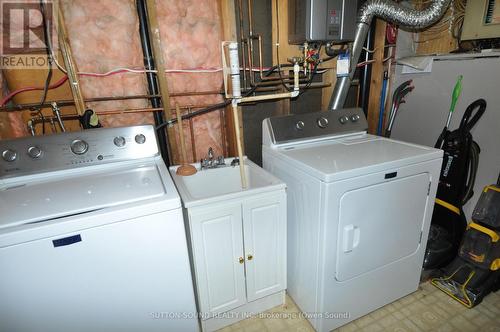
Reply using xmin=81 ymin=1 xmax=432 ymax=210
xmin=431 ymin=174 xmax=500 ymax=307
xmin=423 ymin=99 xmax=486 ymax=271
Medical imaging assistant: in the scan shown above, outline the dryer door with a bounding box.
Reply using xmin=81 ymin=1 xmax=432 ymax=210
xmin=335 ymin=172 xmax=430 ymax=282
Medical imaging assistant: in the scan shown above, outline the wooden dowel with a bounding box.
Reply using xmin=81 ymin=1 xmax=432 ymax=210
xmin=231 ymin=102 xmax=247 ymax=189
xmin=176 ymin=104 xmax=189 ymax=164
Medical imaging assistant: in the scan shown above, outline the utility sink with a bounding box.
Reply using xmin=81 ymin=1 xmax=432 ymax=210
xmin=169 ymin=157 xmax=285 ymax=207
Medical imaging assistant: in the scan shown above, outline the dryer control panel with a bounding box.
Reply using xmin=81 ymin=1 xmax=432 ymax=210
xmin=0 ymin=125 xmax=159 ymax=178
xmin=265 ymin=108 xmax=368 ymax=145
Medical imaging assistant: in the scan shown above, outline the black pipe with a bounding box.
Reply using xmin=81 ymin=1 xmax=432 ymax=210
xmin=136 ymin=0 xmax=170 ymax=166
xmin=358 ymin=20 xmax=376 ymax=116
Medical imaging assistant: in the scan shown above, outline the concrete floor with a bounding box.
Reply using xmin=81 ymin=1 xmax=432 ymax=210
xmin=217 ymin=281 xmax=500 ymax=332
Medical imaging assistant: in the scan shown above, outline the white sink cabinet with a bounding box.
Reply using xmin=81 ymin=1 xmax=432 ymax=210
xmin=170 ymin=159 xmax=287 ymax=331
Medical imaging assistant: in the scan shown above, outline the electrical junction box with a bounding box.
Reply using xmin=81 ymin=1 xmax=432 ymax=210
xmin=461 ymin=0 xmax=500 ymax=41
xmin=288 ymin=0 xmax=358 ymax=44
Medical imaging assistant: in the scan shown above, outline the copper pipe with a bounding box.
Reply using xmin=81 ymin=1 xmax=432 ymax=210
xmin=170 ymin=90 xmax=223 ymax=97
xmin=241 ymin=87 xmax=281 ymax=93
xmin=0 ymin=91 xmax=224 ymax=112
xmin=238 ymin=0 xmax=248 ymax=91
xmin=95 ymin=104 xmax=220 ymax=115
xmin=255 ymin=35 xmax=277 ymax=82
xmin=96 ymin=107 xmax=164 ymax=115
xmin=254 ymin=77 xmax=317 ymax=87
xmin=246 ymin=37 xmax=256 ymax=86
xmin=247 ymin=0 xmax=254 ymax=37
xmin=58 ymin=8 xmax=86 ymax=115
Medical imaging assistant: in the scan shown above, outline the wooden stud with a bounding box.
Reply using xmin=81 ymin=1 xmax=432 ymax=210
xmin=58 ymin=8 xmax=86 ymax=116
xmin=218 ymin=0 xmax=242 ymax=157
xmin=367 ymin=19 xmax=387 ymax=134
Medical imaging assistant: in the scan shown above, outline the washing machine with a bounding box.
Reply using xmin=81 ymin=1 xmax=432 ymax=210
xmin=262 ymin=108 xmax=443 ymax=331
xmin=0 ymin=125 xmax=198 ymax=332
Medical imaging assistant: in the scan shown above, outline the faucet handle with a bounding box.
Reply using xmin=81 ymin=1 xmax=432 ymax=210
xmin=200 ymin=158 xmax=208 ymax=169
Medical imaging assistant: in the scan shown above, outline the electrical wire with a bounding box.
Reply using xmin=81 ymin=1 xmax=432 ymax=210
xmin=0 ymin=76 xmax=69 ymax=107
xmin=0 ymin=66 xmax=283 ymax=106
xmin=412 ymin=0 xmax=466 ymax=47
xmin=297 ymin=62 xmax=319 ymax=97
xmin=362 ymin=47 xmax=378 ymax=53
xmin=357 ymin=60 xmax=376 ymax=68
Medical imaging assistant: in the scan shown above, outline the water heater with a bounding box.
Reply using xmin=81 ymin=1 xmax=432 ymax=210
xmin=288 ymin=0 xmax=358 ymax=44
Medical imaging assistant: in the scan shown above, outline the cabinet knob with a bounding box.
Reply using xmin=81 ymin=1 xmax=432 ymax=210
xmin=247 ymin=254 xmax=253 ymax=261
xmin=239 ymin=257 xmax=245 ymax=264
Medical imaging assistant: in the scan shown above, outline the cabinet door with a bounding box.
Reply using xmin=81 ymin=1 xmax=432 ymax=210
xmin=243 ymin=191 xmax=286 ymax=302
xmin=190 ymin=203 xmax=246 ymax=317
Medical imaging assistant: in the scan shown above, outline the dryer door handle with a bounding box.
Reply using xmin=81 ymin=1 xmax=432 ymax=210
xmin=342 ymin=225 xmax=360 ymax=253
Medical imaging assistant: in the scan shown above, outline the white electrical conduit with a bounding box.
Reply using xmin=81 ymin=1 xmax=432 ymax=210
xmin=224 ymin=41 xmax=300 ymax=188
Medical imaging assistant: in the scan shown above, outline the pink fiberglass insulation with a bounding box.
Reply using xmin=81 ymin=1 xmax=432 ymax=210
xmin=60 ymin=0 xmax=153 ymax=127
xmin=60 ymin=0 xmax=225 ymax=163
xmin=154 ymin=0 xmax=224 ymax=163
xmin=0 ymin=73 xmax=27 ymax=139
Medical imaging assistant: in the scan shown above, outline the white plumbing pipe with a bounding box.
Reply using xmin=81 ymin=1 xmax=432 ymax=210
xmin=223 ymin=42 xmax=302 ymax=188
xmin=228 ymin=42 xmax=241 ymax=99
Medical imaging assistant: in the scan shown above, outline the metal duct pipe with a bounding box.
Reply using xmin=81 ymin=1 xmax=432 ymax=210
xmin=329 ymin=0 xmax=451 ymax=111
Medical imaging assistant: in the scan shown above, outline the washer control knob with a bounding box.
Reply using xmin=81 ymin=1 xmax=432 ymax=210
xmin=2 ymin=149 xmax=17 ymax=162
xmin=295 ymin=121 xmax=305 ymax=131
xmin=351 ymin=114 xmax=361 ymax=122
xmin=135 ymin=134 xmax=146 ymax=144
xmin=317 ymin=117 xmax=329 ymax=129
xmin=339 ymin=116 xmax=349 ymax=125
xmin=28 ymin=146 xmax=42 ymax=159
xmin=113 ymin=136 xmax=126 ymax=147
xmin=70 ymin=139 xmax=89 ymax=155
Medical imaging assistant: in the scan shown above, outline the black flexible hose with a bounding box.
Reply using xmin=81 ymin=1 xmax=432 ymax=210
xmin=462 ymin=141 xmax=480 ymax=205
xmin=39 ymin=0 xmax=53 ymax=135
xmin=137 ymin=0 xmax=170 ymax=165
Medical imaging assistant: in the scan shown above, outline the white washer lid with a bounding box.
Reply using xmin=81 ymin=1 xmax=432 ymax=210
xmin=274 ymin=134 xmax=443 ymax=182
xmin=0 ymin=163 xmax=178 ymax=229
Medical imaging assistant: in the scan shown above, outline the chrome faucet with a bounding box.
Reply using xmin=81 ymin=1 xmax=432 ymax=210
xmin=200 ymin=147 xmax=226 ymax=170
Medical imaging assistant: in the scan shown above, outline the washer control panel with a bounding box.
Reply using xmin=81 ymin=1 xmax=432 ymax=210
xmin=267 ymin=108 xmax=368 ymax=145
xmin=0 ymin=125 xmax=159 ymax=178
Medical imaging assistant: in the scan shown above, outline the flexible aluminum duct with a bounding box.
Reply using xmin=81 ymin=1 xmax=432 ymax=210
xmin=329 ymin=0 xmax=451 ymax=111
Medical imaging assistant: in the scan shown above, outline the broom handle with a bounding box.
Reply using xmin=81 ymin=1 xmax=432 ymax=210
xmin=232 ymin=102 xmax=247 ymax=189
